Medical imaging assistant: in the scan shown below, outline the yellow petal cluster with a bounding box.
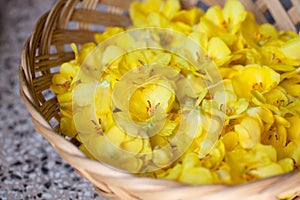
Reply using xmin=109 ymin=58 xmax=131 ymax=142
xmin=51 ymin=0 xmax=300 ymax=185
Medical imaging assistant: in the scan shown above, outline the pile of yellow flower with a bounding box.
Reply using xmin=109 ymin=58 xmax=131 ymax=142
xmin=51 ymin=0 xmax=300 ymax=184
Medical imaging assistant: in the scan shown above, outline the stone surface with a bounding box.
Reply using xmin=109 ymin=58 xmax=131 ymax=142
xmin=0 ymin=0 xmax=105 ymax=199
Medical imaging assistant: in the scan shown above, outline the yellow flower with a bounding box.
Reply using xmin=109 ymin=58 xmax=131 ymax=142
xmin=101 ymin=45 xmax=124 ymax=66
xmin=77 ymin=42 xmax=97 ymax=64
xmin=129 ymin=0 xmax=200 ymax=35
xmin=73 ymin=82 xmax=96 ymax=106
xmin=53 ymin=0 xmax=300 ymax=184
xmin=188 ymin=31 xmax=208 ymax=49
xmin=226 ymin=143 xmax=279 ymax=183
xmin=59 ymin=109 xmax=77 ymax=138
xmin=261 ymin=115 xmax=290 ymax=148
xmin=146 ymin=12 xmax=169 ymax=28
xmin=197 ymin=0 xmax=247 ymax=42
xmin=94 ymin=80 xmax=112 ymax=117
xmin=232 ymin=64 xmax=280 ymax=99
xmin=119 ymin=157 xmax=144 ymax=172
xmin=179 ymin=152 xmax=217 ymax=184
xmin=279 ymin=30 xmax=298 ymax=42
xmin=234 ymin=116 xmax=262 ymax=149
xmin=278 ymin=158 xmax=294 ymax=173
xmin=222 ymin=131 xmax=239 ymax=151
xmin=230 ymin=48 xmax=262 ymax=66
xmin=281 ymin=74 xmax=300 ymax=98
xmin=280 ymin=37 xmax=300 ymax=64
xmin=172 ymin=7 xmax=203 ymax=26
xmin=118 ymin=51 xmax=150 ymax=75
xmin=179 ymin=167 xmax=216 ymax=184
xmin=50 ymin=62 xmax=78 ymax=94
xmin=216 ymin=163 xmax=231 ymax=184
xmin=286 ymin=115 xmax=300 ymax=141
xmin=214 ymin=80 xmax=249 ymax=119
xmin=279 ymin=138 xmax=300 ymax=165
xmin=264 ymin=87 xmax=289 ymax=107
xmin=105 ymin=124 xmax=126 ymax=147
xmin=152 ymin=145 xmax=173 ymax=168
xmin=157 ymin=119 xmax=177 ymax=137
xmin=247 ymin=106 xmax=274 ymax=125
xmin=94 ymin=27 xmax=124 ymax=44
xmin=260 ymin=45 xmax=299 ymax=67
xmin=248 ymin=163 xmax=284 ymax=179
xmin=129 ymin=0 xmax=180 ymax=27
xmin=122 ymin=136 xmax=144 ymax=154
xmin=240 ymin=13 xmax=279 ymax=47
xmin=57 ymin=92 xmax=72 ymax=110
xmin=128 ymin=81 xmax=175 ymax=122
xmin=156 ymin=163 xmax=182 ymax=180
xmin=207 ymin=37 xmax=232 ymax=66
xmin=241 ymin=17 xmax=278 ymax=48
xmin=222 ymin=0 xmax=247 ymax=33
xmin=150 ymin=134 xmax=169 ymax=148
xmin=199 ymin=141 xmax=225 ymax=170
xmin=51 ymin=74 xmax=71 ymax=95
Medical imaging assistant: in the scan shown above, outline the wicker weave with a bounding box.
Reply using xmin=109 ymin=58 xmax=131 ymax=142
xmin=19 ymin=0 xmax=300 ymax=199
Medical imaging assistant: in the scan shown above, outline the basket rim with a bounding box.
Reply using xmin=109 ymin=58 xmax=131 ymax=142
xmin=20 ymin=32 xmax=300 ymax=200
xmin=19 ymin=0 xmax=300 ymax=199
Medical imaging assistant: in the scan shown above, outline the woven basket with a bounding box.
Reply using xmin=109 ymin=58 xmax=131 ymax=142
xmin=19 ymin=0 xmax=300 ymax=199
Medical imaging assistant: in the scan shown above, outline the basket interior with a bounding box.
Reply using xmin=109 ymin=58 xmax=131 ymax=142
xmin=19 ymin=0 xmax=300 ymax=199
xmin=24 ymin=0 xmax=300 ymax=138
